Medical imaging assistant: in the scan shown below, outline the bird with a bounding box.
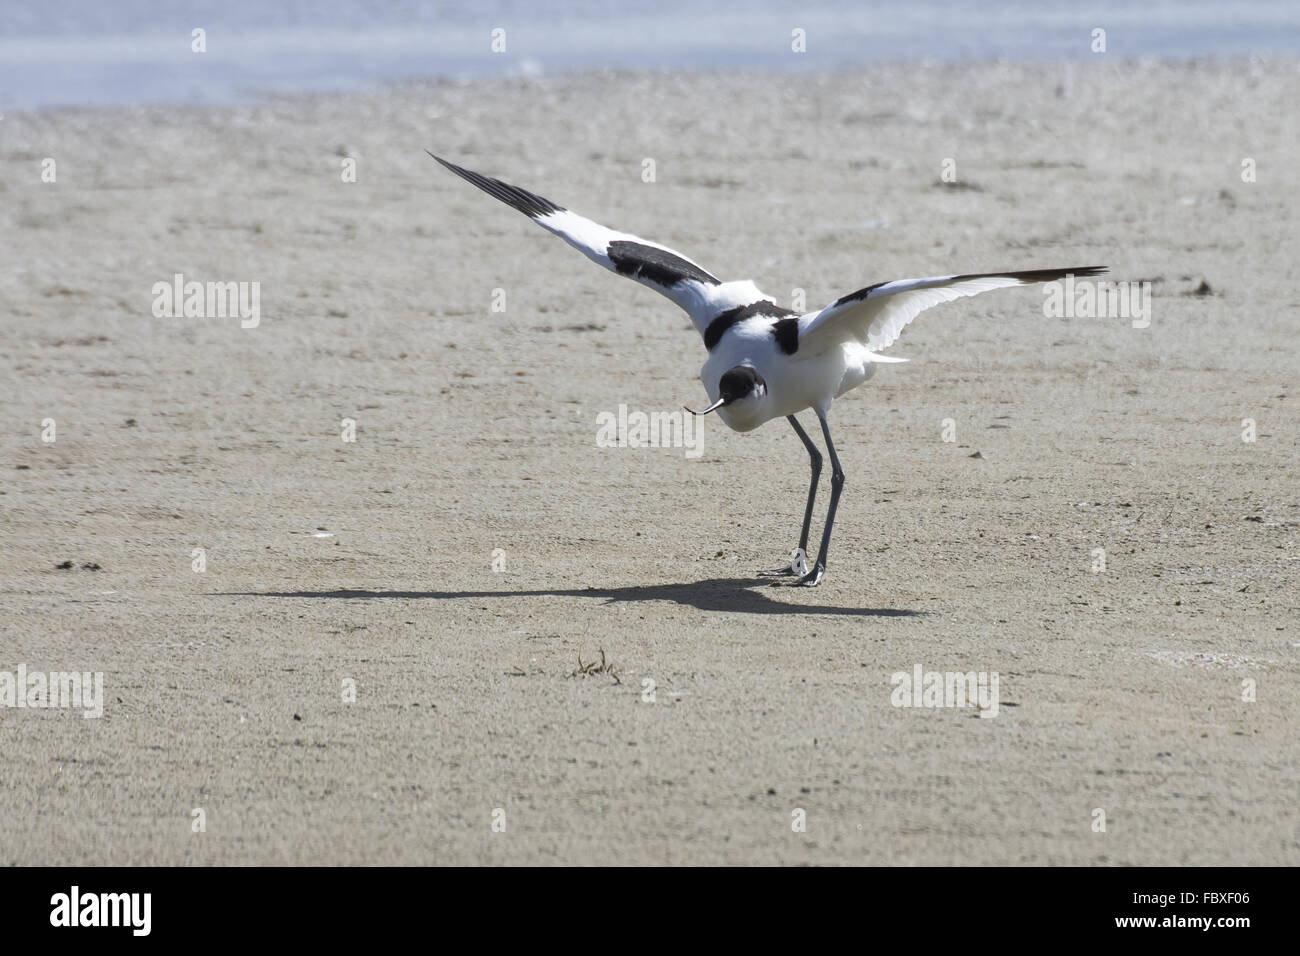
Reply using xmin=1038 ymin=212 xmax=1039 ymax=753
xmin=429 ymin=152 xmax=1105 ymax=587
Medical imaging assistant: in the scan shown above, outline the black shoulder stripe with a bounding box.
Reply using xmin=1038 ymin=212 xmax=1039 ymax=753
xmin=703 ymin=300 xmax=795 ymax=351
xmin=607 ymin=240 xmax=720 ymax=289
xmin=770 ymin=316 xmax=800 ymax=354
xmin=831 ymin=280 xmax=889 ymax=309
xmin=430 ymin=153 xmax=563 ymax=219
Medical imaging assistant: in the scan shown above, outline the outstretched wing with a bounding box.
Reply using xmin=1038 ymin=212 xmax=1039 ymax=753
xmin=429 ymin=153 xmax=725 ymax=326
xmin=797 ymin=266 xmax=1108 ymax=354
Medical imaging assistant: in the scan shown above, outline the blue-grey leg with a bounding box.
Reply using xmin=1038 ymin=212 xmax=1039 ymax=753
xmin=758 ymin=414 xmax=822 ymax=577
xmin=793 ymin=411 xmax=844 ymax=587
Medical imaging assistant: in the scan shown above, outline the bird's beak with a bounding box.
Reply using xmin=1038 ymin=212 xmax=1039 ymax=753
xmin=684 ymin=398 xmax=726 ymax=416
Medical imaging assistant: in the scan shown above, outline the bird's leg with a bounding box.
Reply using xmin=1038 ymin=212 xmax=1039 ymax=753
xmin=758 ymin=415 xmax=821 ymax=577
xmin=792 ymin=412 xmax=843 ymax=587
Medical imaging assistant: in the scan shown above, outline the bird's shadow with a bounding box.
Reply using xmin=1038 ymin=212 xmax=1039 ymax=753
xmin=220 ymin=577 xmax=924 ymax=618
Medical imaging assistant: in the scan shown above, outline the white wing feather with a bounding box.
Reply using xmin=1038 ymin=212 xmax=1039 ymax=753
xmin=798 ymin=268 xmax=1107 ymax=355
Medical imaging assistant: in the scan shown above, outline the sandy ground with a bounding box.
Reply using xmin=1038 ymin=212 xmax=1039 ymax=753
xmin=1 ymin=60 xmax=1298 ymax=866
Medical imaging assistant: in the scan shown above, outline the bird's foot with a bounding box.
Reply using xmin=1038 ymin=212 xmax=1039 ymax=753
xmin=791 ymin=563 xmax=826 ymax=587
xmin=766 ymin=554 xmax=825 ymax=587
xmin=757 ymin=548 xmax=808 ymax=578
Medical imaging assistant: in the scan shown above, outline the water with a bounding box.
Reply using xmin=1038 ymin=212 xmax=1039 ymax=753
xmin=2 ymin=0 xmax=1297 ymax=110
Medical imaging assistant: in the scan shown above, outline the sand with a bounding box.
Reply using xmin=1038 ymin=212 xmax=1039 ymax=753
xmin=1 ymin=59 xmax=1297 ymax=865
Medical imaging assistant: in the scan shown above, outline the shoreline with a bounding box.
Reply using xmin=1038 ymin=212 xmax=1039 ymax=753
xmin=3 ymin=52 xmax=1296 ymax=116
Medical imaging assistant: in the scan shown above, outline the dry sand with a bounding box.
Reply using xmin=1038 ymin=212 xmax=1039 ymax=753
xmin=1 ymin=60 xmax=1298 ymax=865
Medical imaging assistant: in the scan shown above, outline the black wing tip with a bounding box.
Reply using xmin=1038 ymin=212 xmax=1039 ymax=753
xmin=1004 ymin=265 xmax=1109 ymax=283
xmin=426 ymin=151 xmax=465 ymax=176
xmin=942 ymin=265 xmax=1109 ymax=285
xmin=426 ymin=151 xmax=564 ymax=219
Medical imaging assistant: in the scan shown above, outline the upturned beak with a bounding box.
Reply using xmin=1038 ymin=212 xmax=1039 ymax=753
xmin=684 ymin=397 xmax=726 ymax=416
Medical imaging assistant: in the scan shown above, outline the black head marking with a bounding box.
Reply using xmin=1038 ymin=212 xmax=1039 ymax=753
xmin=703 ymin=300 xmax=795 ymax=351
xmin=718 ymin=366 xmax=766 ymax=404
xmin=607 ymin=240 xmax=720 ymax=289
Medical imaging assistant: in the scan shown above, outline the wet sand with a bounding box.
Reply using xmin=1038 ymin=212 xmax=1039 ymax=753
xmin=1 ymin=59 xmax=1297 ymax=864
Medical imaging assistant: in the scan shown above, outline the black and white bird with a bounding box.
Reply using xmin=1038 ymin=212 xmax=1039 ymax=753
xmin=430 ymin=153 xmax=1105 ymax=587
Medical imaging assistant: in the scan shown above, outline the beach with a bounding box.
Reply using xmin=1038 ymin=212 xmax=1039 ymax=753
xmin=1 ymin=59 xmax=1297 ymax=864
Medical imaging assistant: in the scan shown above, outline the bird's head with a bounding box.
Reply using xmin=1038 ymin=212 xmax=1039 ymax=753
xmin=686 ymin=365 xmax=768 ymax=431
